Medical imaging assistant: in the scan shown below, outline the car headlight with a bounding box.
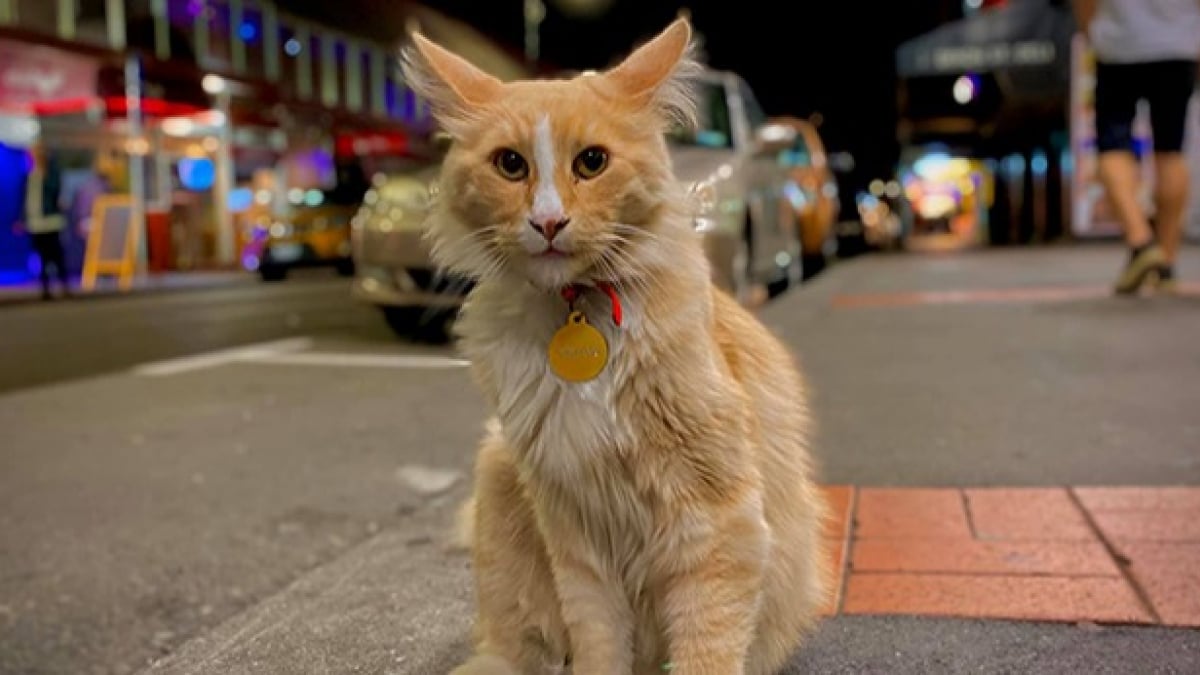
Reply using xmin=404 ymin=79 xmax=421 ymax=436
xmin=688 ymin=179 xmax=717 ymax=217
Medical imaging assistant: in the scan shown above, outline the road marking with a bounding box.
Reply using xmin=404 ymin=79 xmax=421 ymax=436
xmin=832 ymin=282 xmax=1200 ymax=309
xmin=132 ymin=338 xmax=469 ymax=376
xmin=132 ymin=337 xmax=314 ymax=377
xmin=395 ymin=465 xmax=462 ymax=496
xmin=255 ymin=353 xmax=470 ymax=369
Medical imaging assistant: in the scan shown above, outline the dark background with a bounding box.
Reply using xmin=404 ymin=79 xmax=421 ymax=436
xmin=285 ymin=0 xmax=968 ymax=196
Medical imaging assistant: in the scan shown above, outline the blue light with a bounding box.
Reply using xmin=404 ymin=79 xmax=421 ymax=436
xmin=695 ymin=130 xmax=728 ymax=148
xmin=912 ymin=152 xmax=951 ymax=178
xmin=178 ymin=157 xmax=216 ymax=191
xmin=284 ymin=38 xmax=302 ymax=56
xmin=228 ymin=187 xmax=253 ymax=212
xmin=1031 ymin=151 xmax=1048 ymax=175
xmin=0 ymin=143 xmax=33 ymax=279
xmin=238 ymin=22 xmax=257 ymax=41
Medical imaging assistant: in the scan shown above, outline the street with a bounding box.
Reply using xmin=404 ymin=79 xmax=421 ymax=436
xmin=3 ymin=247 xmax=1200 ymax=674
xmin=0 ymin=275 xmax=410 ymax=395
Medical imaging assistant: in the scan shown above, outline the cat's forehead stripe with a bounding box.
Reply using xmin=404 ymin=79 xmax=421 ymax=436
xmin=531 ymin=115 xmax=564 ymax=223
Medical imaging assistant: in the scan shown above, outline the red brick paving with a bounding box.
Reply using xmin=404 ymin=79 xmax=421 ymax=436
xmin=965 ymin=488 xmax=1094 ymax=541
xmin=842 ymin=574 xmax=1151 ymax=623
xmin=819 ymin=486 xmax=854 ymax=616
xmin=1070 ymin=487 xmax=1200 ymax=625
xmin=1074 ymin=486 xmax=1200 ymax=512
xmin=1089 ymin=511 xmax=1200 ymax=543
xmin=852 ymin=539 xmax=1118 ymax=576
xmin=854 ymin=488 xmax=972 ymax=539
xmin=1110 ymin=542 xmax=1200 ymax=627
xmin=817 ymin=485 xmax=1200 ymax=627
xmin=822 ymin=485 xmax=854 ymax=542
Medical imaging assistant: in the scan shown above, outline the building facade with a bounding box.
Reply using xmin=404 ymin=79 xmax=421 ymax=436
xmin=0 ymin=0 xmax=497 ymax=278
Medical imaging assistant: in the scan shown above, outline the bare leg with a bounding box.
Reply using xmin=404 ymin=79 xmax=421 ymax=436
xmin=1152 ymin=152 xmax=1190 ymax=266
xmin=1098 ymin=151 xmax=1154 ymax=247
xmin=455 ymin=428 xmax=568 ymax=674
xmin=1098 ymin=151 xmax=1167 ymax=293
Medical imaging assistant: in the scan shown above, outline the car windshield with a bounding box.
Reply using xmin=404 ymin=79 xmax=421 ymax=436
xmin=666 ymin=80 xmax=733 ymax=149
xmin=780 ymin=133 xmax=812 ymax=167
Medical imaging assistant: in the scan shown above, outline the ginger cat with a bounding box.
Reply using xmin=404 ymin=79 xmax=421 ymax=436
xmin=404 ymin=18 xmax=830 ymax=675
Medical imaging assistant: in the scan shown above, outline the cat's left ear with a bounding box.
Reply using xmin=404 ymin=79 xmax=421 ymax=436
xmin=600 ymin=18 xmax=700 ymax=127
xmin=401 ymin=33 xmax=503 ymax=133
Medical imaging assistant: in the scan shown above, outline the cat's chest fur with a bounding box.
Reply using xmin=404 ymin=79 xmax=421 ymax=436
xmin=457 ymin=283 xmax=641 ymax=481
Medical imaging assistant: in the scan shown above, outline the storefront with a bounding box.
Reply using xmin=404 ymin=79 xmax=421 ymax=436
xmin=2 ymin=0 xmax=537 ymax=287
xmin=0 ymin=38 xmax=114 ymax=281
xmin=897 ymin=148 xmax=994 ymax=251
xmin=895 ymin=0 xmax=1074 ymax=247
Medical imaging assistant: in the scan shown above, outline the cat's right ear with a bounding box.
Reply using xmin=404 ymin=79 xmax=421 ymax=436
xmin=401 ymin=33 xmax=503 ymax=132
xmin=599 ymin=18 xmax=701 ymax=128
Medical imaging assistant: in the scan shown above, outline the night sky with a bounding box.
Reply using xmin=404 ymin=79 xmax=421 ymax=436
xmin=415 ymin=0 xmax=963 ymax=191
xmin=284 ymin=0 xmax=965 ymax=191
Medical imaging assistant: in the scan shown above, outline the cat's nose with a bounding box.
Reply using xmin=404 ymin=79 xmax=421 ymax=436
xmin=529 ymin=217 xmax=570 ymax=242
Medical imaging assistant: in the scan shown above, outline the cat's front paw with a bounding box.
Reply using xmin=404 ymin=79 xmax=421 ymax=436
xmin=449 ymin=654 xmax=521 ymax=675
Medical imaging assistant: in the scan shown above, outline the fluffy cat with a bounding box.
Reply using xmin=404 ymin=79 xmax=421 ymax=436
xmin=403 ymin=18 xmax=830 ymax=675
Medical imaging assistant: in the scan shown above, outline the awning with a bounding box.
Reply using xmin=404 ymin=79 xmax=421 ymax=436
xmin=896 ymin=0 xmax=1074 ymax=86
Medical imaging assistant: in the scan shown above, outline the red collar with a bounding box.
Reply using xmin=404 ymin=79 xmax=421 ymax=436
xmin=560 ymin=281 xmax=622 ymax=327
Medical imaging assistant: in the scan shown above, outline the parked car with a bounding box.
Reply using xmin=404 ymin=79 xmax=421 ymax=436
xmin=669 ymin=69 xmax=802 ymax=297
xmin=772 ymin=115 xmax=841 ymax=279
xmin=349 ymin=163 xmax=466 ymax=339
xmin=351 ymin=68 xmax=800 ymax=338
xmin=251 ymin=163 xmax=369 ymax=282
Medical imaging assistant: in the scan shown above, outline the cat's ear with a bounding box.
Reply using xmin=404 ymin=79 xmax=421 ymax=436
xmin=601 ymin=18 xmax=700 ymax=128
xmin=401 ymin=33 xmax=503 ymax=131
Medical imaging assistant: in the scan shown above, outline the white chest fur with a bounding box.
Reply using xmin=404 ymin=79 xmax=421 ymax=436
xmin=457 ymin=283 xmax=639 ymax=481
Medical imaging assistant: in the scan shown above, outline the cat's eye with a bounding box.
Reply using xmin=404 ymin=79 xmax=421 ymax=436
xmin=573 ymin=147 xmax=609 ymax=179
xmin=492 ymin=149 xmax=529 ymax=181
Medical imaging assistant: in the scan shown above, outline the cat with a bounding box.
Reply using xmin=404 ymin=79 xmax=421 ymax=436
xmin=403 ymin=18 xmax=830 ymax=675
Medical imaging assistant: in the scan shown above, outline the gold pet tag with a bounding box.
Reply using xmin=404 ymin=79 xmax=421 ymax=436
xmin=548 ymin=311 xmax=608 ymax=382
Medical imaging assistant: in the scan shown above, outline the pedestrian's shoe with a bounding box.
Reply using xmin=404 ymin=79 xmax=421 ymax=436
xmin=1154 ymin=266 xmax=1179 ymax=295
xmin=1114 ymin=243 xmax=1167 ymax=295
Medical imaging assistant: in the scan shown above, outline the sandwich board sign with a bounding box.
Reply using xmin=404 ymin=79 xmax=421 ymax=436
xmin=82 ymin=194 xmax=139 ymax=291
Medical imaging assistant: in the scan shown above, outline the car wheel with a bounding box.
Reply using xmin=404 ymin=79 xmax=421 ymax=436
xmin=800 ymin=252 xmax=827 ymax=281
xmin=729 ymin=219 xmax=753 ymax=304
xmin=781 ymin=209 xmax=804 ymax=291
xmin=382 ymin=306 xmax=421 ymax=337
xmin=381 ymin=306 xmax=453 ymax=344
xmin=259 ymin=265 xmax=287 ymax=282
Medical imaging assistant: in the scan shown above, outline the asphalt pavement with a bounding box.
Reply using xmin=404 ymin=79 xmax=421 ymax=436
xmin=2 ymin=244 xmax=1199 ymax=675
xmin=0 ymin=272 xmax=397 ymax=395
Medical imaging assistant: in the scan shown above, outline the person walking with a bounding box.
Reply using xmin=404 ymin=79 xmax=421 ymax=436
xmin=1073 ymin=0 xmax=1200 ymax=294
xmin=18 ymin=145 xmax=71 ymax=300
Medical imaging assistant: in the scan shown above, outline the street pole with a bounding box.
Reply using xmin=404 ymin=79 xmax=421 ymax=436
xmin=214 ymin=88 xmax=234 ymax=266
xmin=524 ymin=0 xmax=545 ymax=66
xmin=125 ymin=54 xmax=147 ymax=277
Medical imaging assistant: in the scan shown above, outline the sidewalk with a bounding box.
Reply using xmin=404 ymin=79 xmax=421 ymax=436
xmin=142 ymin=243 xmax=1200 ymax=674
xmin=0 ymin=270 xmax=254 ymax=306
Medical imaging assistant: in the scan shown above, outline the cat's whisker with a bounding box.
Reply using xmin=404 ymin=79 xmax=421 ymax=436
xmin=598 ymin=248 xmax=654 ymax=301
